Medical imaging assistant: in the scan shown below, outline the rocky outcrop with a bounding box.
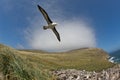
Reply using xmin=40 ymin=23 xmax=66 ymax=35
xmin=51 ymin=64 xmax=120 ymax=80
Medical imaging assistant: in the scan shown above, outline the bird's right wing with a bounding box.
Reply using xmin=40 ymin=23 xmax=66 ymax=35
xmin=52 ymin=27 xmax=61 ymax=42
xmin=37 ymin=5 xmax=53 ymax=24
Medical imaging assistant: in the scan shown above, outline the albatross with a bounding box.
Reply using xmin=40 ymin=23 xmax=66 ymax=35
xmin=37 ymin=5 xmax=61 ymax=42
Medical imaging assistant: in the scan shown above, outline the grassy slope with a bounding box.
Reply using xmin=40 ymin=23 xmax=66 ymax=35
xmin=0 ymin=44 xmax=114 ymax=80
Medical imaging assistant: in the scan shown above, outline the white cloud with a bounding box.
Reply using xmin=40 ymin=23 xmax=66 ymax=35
xmin=25 ymin=18 xmax=96 ymax=52
xmin=23 ymin=0 xmax=96 ymax=52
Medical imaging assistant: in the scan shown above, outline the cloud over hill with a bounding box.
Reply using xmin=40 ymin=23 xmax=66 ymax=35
xmin=25 ymin=18 xmax=96 ymax=52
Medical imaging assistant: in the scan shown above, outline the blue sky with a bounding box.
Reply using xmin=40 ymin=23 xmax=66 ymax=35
xmin=0 ymin=0 xmax=120 ymax=52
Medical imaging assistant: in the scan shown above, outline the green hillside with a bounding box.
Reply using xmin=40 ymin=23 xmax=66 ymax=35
xmin=0 ymin=44 xmax=114 ymax=80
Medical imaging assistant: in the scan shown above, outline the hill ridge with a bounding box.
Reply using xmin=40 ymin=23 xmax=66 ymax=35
xmin=0 ymin=44 xmax=114 ymax=80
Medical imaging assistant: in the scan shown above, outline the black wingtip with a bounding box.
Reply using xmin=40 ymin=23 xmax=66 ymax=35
xmin=57 ymin=36 xmax=61 ymax=42
xmin=37 ymin=4 xmax=39 ymax=7
xmin=58 ymin=39 xmax=61 ymax=42
xmin=37 ymin=5 xmax=42 ymax=9
xmin=37 ymin=5 xmax=40 ymax=8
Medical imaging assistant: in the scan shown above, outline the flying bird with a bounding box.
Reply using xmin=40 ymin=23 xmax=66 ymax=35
xmin=37 ymin=5 xmax=61 ymax=42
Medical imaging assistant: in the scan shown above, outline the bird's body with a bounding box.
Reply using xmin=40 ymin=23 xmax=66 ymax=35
xmin=37 ymin=5 xmax=61 ymax=42
xmin=43 ymin=23 xmax=57 ymax=30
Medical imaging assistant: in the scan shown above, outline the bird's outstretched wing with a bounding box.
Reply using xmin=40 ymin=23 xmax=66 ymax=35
xmin=52 ymin=27 xmax=61 ymax=42
xmin=37 ymin=5 xmax=53 ymax=24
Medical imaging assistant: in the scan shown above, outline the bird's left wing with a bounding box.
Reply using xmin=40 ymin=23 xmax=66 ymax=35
xmin=37 ymin=5 xmax=53 ymax=24
xmin=52 ymin=27 xmax=61 ymax=42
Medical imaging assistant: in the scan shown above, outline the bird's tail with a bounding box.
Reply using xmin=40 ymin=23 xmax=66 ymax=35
xmin=43 ymin=26 xmax=47 ymax=30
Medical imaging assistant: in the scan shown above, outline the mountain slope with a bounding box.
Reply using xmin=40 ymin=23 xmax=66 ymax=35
xmin=0 ymin=44 xmax=114 ymax=80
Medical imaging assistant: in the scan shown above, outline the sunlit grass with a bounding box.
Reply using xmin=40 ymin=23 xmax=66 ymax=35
xmin=0 ymin=44 xmax=114 ymax=80
xmin=0 ymin=44 xmax=51 ymax=80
